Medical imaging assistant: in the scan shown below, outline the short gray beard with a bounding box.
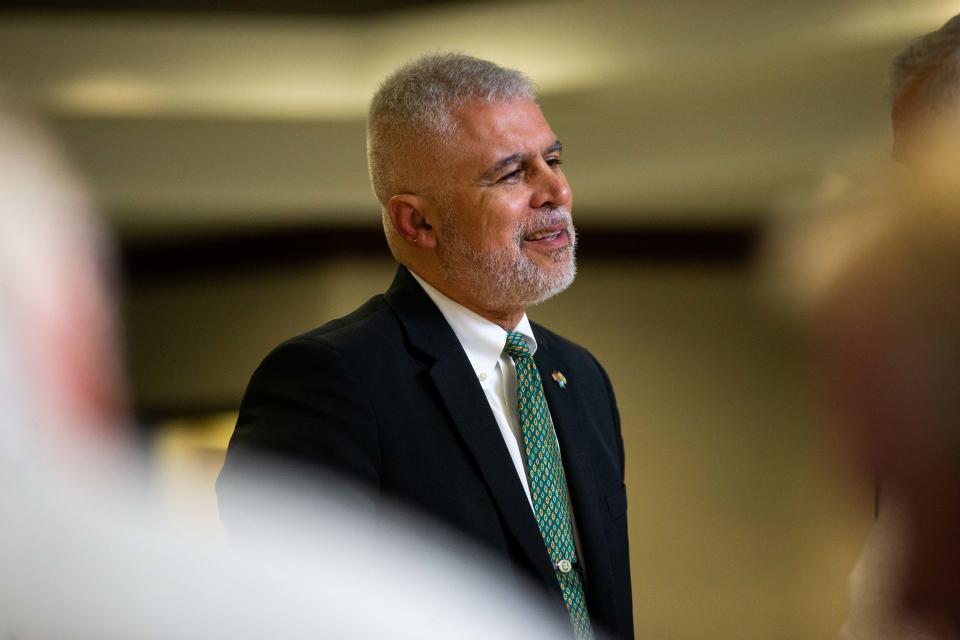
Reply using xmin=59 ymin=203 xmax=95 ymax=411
xmin=436 ymin=208 xmax=577 ymax=310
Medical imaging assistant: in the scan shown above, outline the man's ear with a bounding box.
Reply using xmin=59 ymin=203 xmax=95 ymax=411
xmin=387 ymin=194 xmax=438 ymax=249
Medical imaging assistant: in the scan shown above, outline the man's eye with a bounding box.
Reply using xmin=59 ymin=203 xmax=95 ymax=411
xmin=499 ymin=168 xmax=522 ymax=183
xmin=547 ymin=157 xmax=564 ymax=168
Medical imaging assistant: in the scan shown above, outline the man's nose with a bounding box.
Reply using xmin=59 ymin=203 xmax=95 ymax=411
xmin=529 ymin=161 xmax=571 ymax=210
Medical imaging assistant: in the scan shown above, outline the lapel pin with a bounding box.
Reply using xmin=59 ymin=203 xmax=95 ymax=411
xmin=551 ymin=370 xmax=568 ymax=389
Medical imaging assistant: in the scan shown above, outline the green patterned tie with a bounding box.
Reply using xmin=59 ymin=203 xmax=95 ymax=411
xmin=504 ymin=330 xmax=594 ymax=640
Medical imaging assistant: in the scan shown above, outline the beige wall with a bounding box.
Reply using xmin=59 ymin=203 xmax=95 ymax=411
xmin=127 ymin=255 xmax=871 ymax=639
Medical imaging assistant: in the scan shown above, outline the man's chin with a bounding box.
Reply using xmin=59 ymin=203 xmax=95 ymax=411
xmin=526 ymin=265 xmax=577 ymax=306
xmin=521 ymin=245 xmax=573 ymax=266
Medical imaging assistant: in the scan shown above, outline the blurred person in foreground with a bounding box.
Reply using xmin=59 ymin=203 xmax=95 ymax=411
xmin=0 ymin=97 xmax=568 ymax=639
xmin=0 ymin=99 xmax=126 ymax=468
xmin=763 ymin=174 xmax=960 ymax=638
xmin=218 ymin=53 xmax=633 ymax=639
xmin=814 ymin=200 xmax=960 ymax=638
xmin=835 ymin=13 xmax=960 ymax=639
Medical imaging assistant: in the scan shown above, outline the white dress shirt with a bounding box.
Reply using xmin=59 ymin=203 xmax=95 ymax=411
xmin=410 ymin=273 xmax=585 ymax=570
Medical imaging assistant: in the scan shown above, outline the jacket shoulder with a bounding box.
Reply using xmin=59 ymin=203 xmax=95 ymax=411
xmin=285 ymin=293 xmax=401 ymax=356
xmin=532 ymin=322 xmax=601 ymax=367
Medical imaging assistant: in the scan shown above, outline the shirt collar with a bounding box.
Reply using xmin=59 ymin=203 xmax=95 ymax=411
xmin=410 ymin=272 xmax=537 ymax=377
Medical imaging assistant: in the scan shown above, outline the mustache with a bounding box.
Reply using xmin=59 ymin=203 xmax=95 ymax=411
xmin=515 ymin=208 xmax=576 ymax=243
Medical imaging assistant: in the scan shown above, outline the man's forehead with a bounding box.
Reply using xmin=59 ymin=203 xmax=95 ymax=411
xmin=452 ymin=98 xmax=558 ymax=157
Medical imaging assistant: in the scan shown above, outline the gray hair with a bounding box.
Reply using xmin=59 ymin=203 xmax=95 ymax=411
xmin=366 ymin=53 xmax=536 ymax=254
xmin=891 ymin=14 xmax=960 ymax=108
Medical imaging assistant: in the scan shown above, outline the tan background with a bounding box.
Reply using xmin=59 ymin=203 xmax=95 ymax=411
xmin=4 ymin=0 xmax=944 ymax=635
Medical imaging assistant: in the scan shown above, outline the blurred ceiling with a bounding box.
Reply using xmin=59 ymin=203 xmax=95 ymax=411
xmin=1 ymin=0 xmax=958 ymax=238
xmin=0 ymin=0 xmax=472 ymax=16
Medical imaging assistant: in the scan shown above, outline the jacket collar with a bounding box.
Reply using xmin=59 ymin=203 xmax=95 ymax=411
xmin=408 ymin=270 xmax=537 ymax=379
xmin=383 ymin=265 xmax=562 ymax=596
xmin=384 ymin=265 xmax=621 ymax=628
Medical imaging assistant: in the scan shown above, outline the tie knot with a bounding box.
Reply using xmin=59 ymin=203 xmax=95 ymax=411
xmin=503 ymin=331 xmax=530 ymax=359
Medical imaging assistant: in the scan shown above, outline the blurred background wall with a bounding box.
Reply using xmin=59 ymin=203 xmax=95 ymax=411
xmin=3 ymin=0 xmax=957 ymax=637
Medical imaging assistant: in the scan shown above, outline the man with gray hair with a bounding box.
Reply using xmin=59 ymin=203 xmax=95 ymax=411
xmin=219 ymin=54 xmax=634 ymax=639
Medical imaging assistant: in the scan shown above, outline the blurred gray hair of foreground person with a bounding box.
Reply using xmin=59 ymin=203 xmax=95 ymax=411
xmin=0 ymin=97 xmax=570 ymax=640
xmin=891 ymin=13 xmax=960 ymax=206
xmin=762 ymin=176 xmax=960 ymax=639
xmin=0 ymin=97 xmax=127 ymax=471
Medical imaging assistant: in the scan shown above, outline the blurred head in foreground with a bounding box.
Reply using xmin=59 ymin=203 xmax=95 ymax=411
xmin=816 ymin=204 xmax=960 ymax=630
xmin=767 ymin=177 xmax=960 ymax=633
xmin=0 ymin=97 xmax=126 ymax=470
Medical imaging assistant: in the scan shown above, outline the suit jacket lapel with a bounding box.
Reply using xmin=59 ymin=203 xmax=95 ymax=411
xmin=533 ymin=331 xmax=619 ymax=627
xmin=384 ymin=267 xmax=560 ymax=594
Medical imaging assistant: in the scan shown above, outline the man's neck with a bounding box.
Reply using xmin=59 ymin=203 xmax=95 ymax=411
xmin=409 ymin=268 xmax=524 ymax=332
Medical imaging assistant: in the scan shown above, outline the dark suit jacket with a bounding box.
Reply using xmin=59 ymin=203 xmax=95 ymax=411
xmin=217 ymin=266 xmax=634 ymax=639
